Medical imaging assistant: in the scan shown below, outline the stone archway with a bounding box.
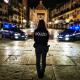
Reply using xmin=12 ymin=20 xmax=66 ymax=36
xmin=30 ymin=0 xmax=49 ymax=27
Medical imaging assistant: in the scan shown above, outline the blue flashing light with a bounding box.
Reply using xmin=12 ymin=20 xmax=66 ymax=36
xmin=75 ymin=26 xmax=79 ymax=30
xmin=3 ymin=22 xmax=17 ymax=29
xmin=69 ymin=24 xmax=80 ymax=31
xmin=3 ymin=22 xmax=10 ymax=29
xmin=69 ymin=26 xmax=73 ymax=29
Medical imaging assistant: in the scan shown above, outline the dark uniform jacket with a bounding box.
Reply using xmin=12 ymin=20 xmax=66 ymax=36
xmin=34 ymin=29 xmax=49 ymax=47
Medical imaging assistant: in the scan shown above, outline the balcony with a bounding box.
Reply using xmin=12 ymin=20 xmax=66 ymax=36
xmin=52 ymin=0 xmax=80 ymax=18
xmin=12 ymin=6 xmax=19 ymax=12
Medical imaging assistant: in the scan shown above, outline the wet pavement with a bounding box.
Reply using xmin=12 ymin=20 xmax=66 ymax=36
xmin=0 ymin=39 xmax=80 ymax=80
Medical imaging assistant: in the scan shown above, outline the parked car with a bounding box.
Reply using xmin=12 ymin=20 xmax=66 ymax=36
xmin=74 ymin=30 xmax=80 ymax=40
xmin=0 ymin=22 xmax=28 ymax=40
xmin=0 ymin=28 xmax=28 ymax=40
xmin=57 ymin=29 xmax=80 ymax=41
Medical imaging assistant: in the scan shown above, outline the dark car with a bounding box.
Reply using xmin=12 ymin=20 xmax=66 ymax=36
xmin=0 ymin=28 xmax=28 ymax=40
xmin=74 ymin=30 xmax=80 ymax=40
xmin=0 ymin=22 xmax=28 ymax=40
xmin=57 ymin=29 xmax=79 ymax=41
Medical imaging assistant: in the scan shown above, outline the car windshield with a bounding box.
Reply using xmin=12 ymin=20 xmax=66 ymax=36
xmin=64 ymin=29 xmax=75 ymax=33
xmin=10 ymin=28 xmax=22 ymax=32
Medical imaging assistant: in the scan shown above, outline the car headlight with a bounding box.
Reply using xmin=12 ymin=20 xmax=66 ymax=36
xmin=14 ymin=33 xmax=20 ymax=39
xmin=65 ymin=34 xmax=70 ymax=41
xmin=14 ymin=33 xmax=20 ymax=36
xmin=65 ymin=37 xmax=69 ymax=41
xmin=65 ymin=34 xmax=70 ymax=37
xmin=72 ymin=33 xmax=75 ymax=36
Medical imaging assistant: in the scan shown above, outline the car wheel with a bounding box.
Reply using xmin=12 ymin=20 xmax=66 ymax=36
xmin=0 ymin=34 xmax=2 ymax=39
xmin=10 ymin=36 xmax=14 ymax=40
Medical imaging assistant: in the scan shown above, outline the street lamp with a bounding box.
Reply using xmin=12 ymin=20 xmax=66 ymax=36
xmin=23 ymin=19 xmax=27 ymax=23
xmin=4 ymin=0 xmax=9 ymax=4
xmin=54 ymin=20 xmax=59 ymax=24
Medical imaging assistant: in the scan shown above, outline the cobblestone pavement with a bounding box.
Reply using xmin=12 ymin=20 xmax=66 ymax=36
xmin=0 ymin=39 xmax=80 ymax=80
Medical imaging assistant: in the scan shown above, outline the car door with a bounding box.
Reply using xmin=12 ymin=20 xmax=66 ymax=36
xmin=75 ymin=31 xmax=80 ymax=40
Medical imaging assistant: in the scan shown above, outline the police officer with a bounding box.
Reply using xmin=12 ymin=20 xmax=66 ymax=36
xmin=33 ymin=19 xmax=49 ymax=79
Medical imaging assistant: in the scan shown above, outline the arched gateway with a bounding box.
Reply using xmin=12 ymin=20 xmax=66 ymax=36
xmin=30 ymin=0 xmax=49 ymax=27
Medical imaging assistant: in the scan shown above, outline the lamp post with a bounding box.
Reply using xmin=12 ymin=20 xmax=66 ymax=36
xmin=4 ymin=0 xmax=9 ymax=4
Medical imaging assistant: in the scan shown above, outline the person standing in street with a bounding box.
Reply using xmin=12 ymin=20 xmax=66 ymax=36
xmin=33 ymin=19 xmax=50 ymax=79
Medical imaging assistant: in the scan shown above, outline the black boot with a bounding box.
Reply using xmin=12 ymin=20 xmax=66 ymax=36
xmin=38 ymin=71 xmax=44 ymax=79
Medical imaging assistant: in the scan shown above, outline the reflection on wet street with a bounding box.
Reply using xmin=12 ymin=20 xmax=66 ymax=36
xmin=0 ymin=29 xmax=80 ymax=80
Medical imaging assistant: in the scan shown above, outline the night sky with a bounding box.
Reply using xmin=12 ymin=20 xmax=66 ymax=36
xmin=29 ymin=0 xmax=70 ymax=9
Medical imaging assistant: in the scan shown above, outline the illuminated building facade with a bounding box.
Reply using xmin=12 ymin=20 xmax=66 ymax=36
xmin=9 ymin=0 xmax=28 ymax=28
xmin=0 ymin=0 xmax=28 ymax=29
xmin=30 ymin=0 xmax=49 ymax=27
xmin=9 ymin=0 xmax=23 ymax=28
xmin=51 ymin=0 xmax=80 ymax=29
xmin=0 ymin=0 xmax=9 ymax=28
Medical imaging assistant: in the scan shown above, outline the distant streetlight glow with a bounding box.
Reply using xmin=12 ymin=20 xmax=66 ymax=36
xmin=54 ymin=20 xmax=59 ymax=24
xmin=4 ymin=0 xmax=9 ymax=3
xmin=23 ymin=7 xmax=26 ymax=10
xmin=23 ymin=19 xmax=27 ymax=23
